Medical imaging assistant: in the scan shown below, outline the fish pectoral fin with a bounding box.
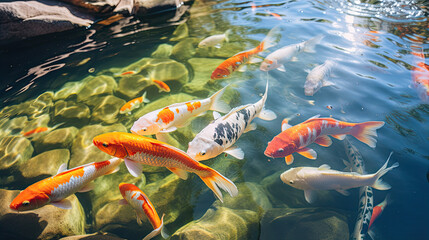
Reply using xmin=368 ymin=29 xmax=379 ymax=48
xmin=304 ymin=190 xmax=317 ymax=204
xmin=160 ymin=126 xmax=177 ymax=133
xmin=244 ymin=123 xmax=257 ymax=133
xmin=124 ymin=158 xmax=143 ymax=177
xmin=331 ymin=134 xmax=346 ymax=140
xmin=136 ymin=213 xmax=143 ymax=225
xmin=335 ymin=189 xmax=350 ymax=196
xmin=56 ymin=163 xmax=68 ymax=174
xmin=248 ymin=56 xmax=263 ymax=64
xmin=296 ymin=148 xmax=317 ymax=159
xmin=51 ymin=199 xmax=72 ymax=209
xmin=224 ymin=146 xmax=245 ymax=160
xmin=323 ymin=80 xmax=335 ymax=87
xmin=281 ymin=118 xmax=293 ymax=131
xmin=213 ymin=111 xmax=222 ymax=120
xmin=314 ymin=135 xmax=332 ymax=147
xmin=318 ymin=164 xmax=331 ymax=170
xmin=77 ymin=182 xmax=95 ymax=192
xmin=118 ymin=199 xmax=128 ymax=205
xmin=277 ymin=65 xmax=287 ymax=72
xmin=215 ymin=44 xmax=222 ymax=49
xmin=237 ymin=64 xmax=247 ymax=72
xmin=167 ymin=167 xmax=189 ymax=180
xmin=258 ymin=109 xmax=277 ymax=121
xmin=285 ymin=155 xmax=294 ymax=165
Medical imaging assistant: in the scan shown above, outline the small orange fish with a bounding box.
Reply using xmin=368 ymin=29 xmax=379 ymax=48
xmin=120 ymin=92 xmax=150 ymax=115
xmin=411 ymin=46 xmax=429 ymax=103
xmin=368 ymin=194 xmax=390 ymax=230
xmin=10 ymin=158 xmax=122 ymax=211
xmin=21 ymin=123 xmax=64 ymax=137
xmin=265 ymin=10 xmax=282 ymax=20
xmin=119 ymin=183 xmax=168 ymax=240
xmin=121 ymin=71 xmax=136 ymax=76
xmin=93 ymin=132 xmax=238 ymax=202
xmin=152 ymin=80 xmax=170 ymax=92
xmin=265 ymin=115 xmax=385 ymax=165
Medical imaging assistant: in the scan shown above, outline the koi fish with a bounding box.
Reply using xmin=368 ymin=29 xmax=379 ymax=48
xmin=119 ymin=183 xmax=169 ymax=240
xmin=120 ymin=92 xmax=150 ymax=115
xmin=264 ymin=115 xmax=385 ymax=165
xmin=211 ymin=27 xmax=279 ymax=80
xmin=21 ymin=123 xmax=64 ymax=137
xmin=411 ymin=46 xmax=429 ymax=103
xmin=368 ymin=194 xmax=390 ymax=230
xmin=121 ymin=71 xmax=136 ymax=75
xmin=93 ymin=132 xmax=238 ymax=202
xmin=265 ymin=10 xmax=282 ymax=20
xmin=280 ymin=153 xmax=398 ymax=203
xmin=152 ymin=80 xmax=170 ymax=93
xmin=187 ymin=80 xmax=277 ymax=161
xmin=260 ymin=35 xmax=324 ymax=72
xmin=343 ymin=137 xmax=365 ymax=174
xmin=10 ymin=158 xmax=122 ymax=211
xmin=304 ymin=60 xmax=336 ymax=96
xmin=198 ymin=29 xmax=231 ymax=48
xmin=131 ymin=85 xmax=230 ymax=139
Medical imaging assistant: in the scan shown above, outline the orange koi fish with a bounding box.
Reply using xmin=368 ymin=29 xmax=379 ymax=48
xmin=10 ymin=158 xmax=122 ymax=211
xmin=368 ymin=194 xmax=390 ymax=230
xmin=119 ymin=183 xmax=169 ymax=240
xmin=211 ymin=27 xmax=279 ymax=80
xmin=93 ymin=132 xmax=238 ymax=202
xmin=120 ymin=92 xmax=150 ymax=115
xmin=265 ymin=10 xmax=282 ymax=20
xmin=152 ymin=80 xmax=170 ymax=93
xmin=131 ymin=85 xmax=230 ymax=139
xmin=121 ymin=71 xmax=136 ymax=75
xmin=21 ymin=123 xmax=64 ymax=137
xmin=411 ymin=46 xmax=429 ymax=103
xmin=264 ymin=115 xmax=385 ymax=165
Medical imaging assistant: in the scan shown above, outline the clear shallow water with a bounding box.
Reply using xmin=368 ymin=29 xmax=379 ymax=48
xmin=1 ymin=0 xmax=428 ymax=239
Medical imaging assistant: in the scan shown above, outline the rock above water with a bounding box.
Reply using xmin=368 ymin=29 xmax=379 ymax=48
xmin=260 ymin=208 xmax=350 ymax=240
xmin=33 ymin=127 xmax=79 ymax=152
xmin=0 ymin=136 xmax=34 ymax=172
xmin=0 ymin=189 xmax=85 ymax=239
xmin=20 ymin=149 xmax=70 ymax=180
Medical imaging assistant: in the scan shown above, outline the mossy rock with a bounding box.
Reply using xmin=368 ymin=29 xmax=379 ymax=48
xmin=33 ymin=127 xmax=79 ymax=152
xmin=182 ymin=58 xmax=226 ymax=96
xmin=0 ymin=189 xmax=85 ymax=240
xmin=0 ymin=116 xmax=28 ymax=136
xmin=151 ymin=43 xmax=173 ymax=58
xmin=19 ymin=114 xmax=51 ymax=138
xmin=86 ymin=95 xmax=126 ymax=124
xmin=54 ymin=81 xmax=84 ymax=101
xmin=171 ymin=206 xmax=259 ymax=240
xmin=20 ymin=149 xmax=70 ymax=180
xmin=171 ymin=38 xmax=197 ymax=61
xmin=69 ymin=124 xmax=127 ymax=168
xmin=260 ymin=208 xmax=349 ymax=240
xmin=77 ymin=75 xmax=118 ymax=102
xmin=0 ymin=136 xmax=34 ymax=172
xmin=170 ymin=22 xmax=189 ymax=41
xmin=53 ymin=100 xmax=91 ymax=127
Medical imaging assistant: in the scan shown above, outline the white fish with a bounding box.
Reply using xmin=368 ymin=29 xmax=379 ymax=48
xmin=198 ymin=30 xmax=232 ymax=48
xmin=187 ymin=80 xmax=277 ymax=161
xmin=304 ymin=60 xmax=336 ymax=96
xmin=260 ymin=35 xmax=324 ymax=72
xmin=280 ymin=153 xmax=398 ymax=203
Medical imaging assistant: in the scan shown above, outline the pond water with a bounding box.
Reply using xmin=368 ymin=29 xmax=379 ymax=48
xmin=1 ymin=0 xmax=428 ymax=239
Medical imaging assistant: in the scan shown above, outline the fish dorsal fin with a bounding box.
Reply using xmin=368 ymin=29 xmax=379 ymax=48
xmin=318 ymin=164 xmax=331 ymax=170
xmin=56 ymin=163 xmax=68 ymax=174
xmin=281 ymin=120 xmax=292 ymax=131
xmin=213 ymin=111 xmax=222 ymax=120
xmin=304 ymin=114 xmax=321 ymax=122
xmin=222 ymin=105 xmax=250 ymax=119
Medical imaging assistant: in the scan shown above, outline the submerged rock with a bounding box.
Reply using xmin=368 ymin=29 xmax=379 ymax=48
xmin=20 ymin=149 xmax=70 ymax=180
xmin=33 ymin=127 xmax=79 ymax=152
xmin=86 ymin=95 xmax=125 ymax=124
xmin=170 ymin=22 xmax=189 ymax=41
xmin=0 ymin=136 xmax=34 ymax=172
xmin=0 ymin=116 xmax=28 ymax=136
xmin=182 ymin=58 xmax=226 ymax=96
xmin=69 ymin=124 xmax=126 ymax=168
xmin=77 ymin=75 xmax=118 ymax=102
xmin=260 ymin=208 xmax=349 ymax=240
xmin=171 ymin=38 xmax=197 ymax=61
xmin=171 ymin=206 xmax=259 ymax=240
xmin=0 ymin=189 xmax=85 ymax=239
xmin=54 ymin=81 xmax=84 ymax=101
xmin=53 ymin=100 xmax=91 ymax=127
xmin=151 ymin=43 xmax=174 ymax=58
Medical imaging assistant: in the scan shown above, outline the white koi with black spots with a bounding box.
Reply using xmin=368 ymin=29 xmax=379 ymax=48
xmin=187 ymin=81 xmax=277 ymax=161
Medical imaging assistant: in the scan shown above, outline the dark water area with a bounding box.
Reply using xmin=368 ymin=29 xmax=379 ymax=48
xmin=1 ymin=0 xmax=429 ymax=239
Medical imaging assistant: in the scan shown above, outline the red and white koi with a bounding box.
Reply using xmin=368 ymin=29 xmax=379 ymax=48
xmin=280 ymin=153 xmax=398 ymax=203
xmin=93 ymin=132 xmax=238 ymax=202
xmin=304 ymin=60 xmax=336 ymax=96
xmin=119 ymin=183 xmax=168 ymax=240
xmin=260 ymin=35 xmax=324 ymax=72
xmin=10 ymin=158 xmax=122 ymax=211
xmin=131 ymin=85 xmax=230 ymax=139
xmin=21 ymin=123 xmax=64 ymax=137
xmin=120 ymin=92 xmax=150 ymax=115
xmin=264 ymin=115 xmax=385 ymax=165
xmin=187 ymin=81 xmax=276 ymax=161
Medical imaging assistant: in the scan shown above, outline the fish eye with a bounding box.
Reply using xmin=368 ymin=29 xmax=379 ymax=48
xmin=201 ymin=151 xmax=206 ymax=156
xmin=223 ymin=75 xmax=227 ymax=78
xmin=142 ymin=128 xmax=147 ymax=132
xmin=278 ymin=148 xmax=284 ymax=152
xmin=289 ymin=180 xmax=294 ymax=184
xmin=22 ymin=201 xmax=30 ymax=206
xmin=102 ymin=143 xmax=109 ymax=147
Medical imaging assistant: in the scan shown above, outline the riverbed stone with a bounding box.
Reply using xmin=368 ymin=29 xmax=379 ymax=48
xmin=170 ymin=22 xmax=188 ymax=41
xmin=21 ymin=149 xmax=70 ymax=180
xmin=0 ymin=189 xmax=85 ymax=239
xmin=69 ymin=123 xmax=127 ymax=168
xmin=33 ymin=127 xmax=79 ymax=152
xmin=54 ymin=81 xmax=84 ymax=101
xmin=260 ymin=208 xmax=349 ymax=240
xmin=86 ymin=95 xmax=125 ymax=124
xmin=171 ymin=206 xmax=259 ymax=240
xmin=53 ymin=100 xmax=91 ymax=127
xmin=0 ymin=136 xmax=34 ymax=172
xmin=77 ymin=75 xmax=118 ymax=102
xmin=151 ymin=43 xmax=173 ymax=58
xmin=0 ymin=116 xmax=28 ymax=136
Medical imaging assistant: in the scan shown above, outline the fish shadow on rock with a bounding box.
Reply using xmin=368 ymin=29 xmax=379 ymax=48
xmin=0 ymin=213 xmax=47 ymax=240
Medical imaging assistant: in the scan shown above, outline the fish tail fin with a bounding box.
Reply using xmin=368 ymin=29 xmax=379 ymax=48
xmin=199 ymin=167 xmax=238 ymax=203
xmin=141 ymin=91 xmax=150 ymax=103
xmin=209 ymin=85 xmax=231 ymax=113
xmin=304 ymin=34 xmax=324 ymax=53
xmin=142 ymin=214 xmax=168 ymax=240
xmin=260 ymin=25 xmax=282 ymax=51
xmin=224 ymin=29 xmax=232 ymax=42
xmin=257 ymin=80 xmax=277 ymax=121
xmin=372 ymin=152 xmax=399 ymax=190
xmin=350 ymin=121 xmax=385 ymax=148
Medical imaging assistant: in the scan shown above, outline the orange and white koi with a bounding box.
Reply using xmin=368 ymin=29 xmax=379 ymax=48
xmin=120 ymin=92 xmax=150 ymax=115
xmin=93 ymin=132 xmax=238 ymax=202
xmin=411 ymin=46 xmax=429 ymax=103
xmin=10 ymin=158 xmax=122 ymax=211
xmin=21 ymin=123 xmax=64 ymax=137
xmin=152 ymin=80 xmax=171 ymax=93
xmin=119 ymin=183 xmax=168 ymax=240
xmin=211 ymin=27 xmax=279 ymax=80
xmin=264 ymin=115 xmax=385 ymax=165
xmin=131 ymin=85 xmax=230 ymax=139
